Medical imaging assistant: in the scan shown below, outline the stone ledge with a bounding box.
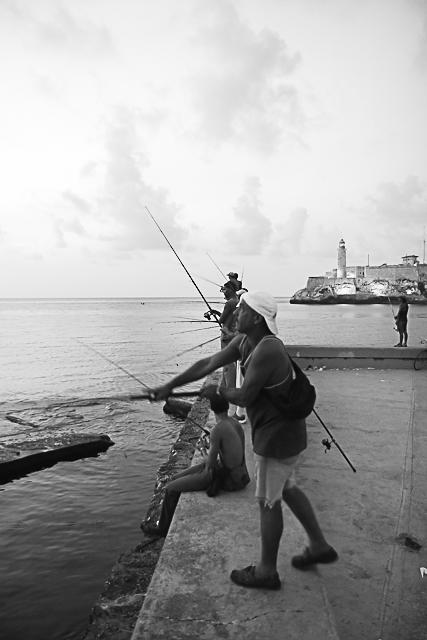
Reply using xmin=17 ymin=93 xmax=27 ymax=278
xmin=286 ymin=345 xmax=422 ymax=369
xmin=81 ymin=372 xmax=220 ymax=640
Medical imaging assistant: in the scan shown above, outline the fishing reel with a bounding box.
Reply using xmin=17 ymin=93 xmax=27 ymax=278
xmin=322 ymin=438 xmax=332 ymax=452
xmin=204 ymin=309 xmax=221 ymax=321
xmin=197 ymin=434 xmax=210 ymax=450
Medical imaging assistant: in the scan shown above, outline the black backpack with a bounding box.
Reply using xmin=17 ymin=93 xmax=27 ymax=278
xmin=264 ymin=357 xmax=316 ymax=420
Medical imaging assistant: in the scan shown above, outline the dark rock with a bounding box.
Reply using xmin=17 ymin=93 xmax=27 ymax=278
xmin=163 ymin=398 xmax=192 ymax=417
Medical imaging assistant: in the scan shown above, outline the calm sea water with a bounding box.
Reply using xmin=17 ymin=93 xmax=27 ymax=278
xmin=1 ymin=297 xmax=426 ymax=640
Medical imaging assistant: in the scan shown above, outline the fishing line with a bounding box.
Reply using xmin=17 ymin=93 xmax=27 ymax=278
xmin=169 ymin=315 xmax=212 ymax=322
xmin=169 ymin=405 xmax=211 ymax=438
xmin=78 ymin=340 xmax=204 ymax=401
xmin=147 ymin=335 xmax=220 ymax=371
xmin=77 ymin=339 xmax=152 ymax=390
xmin=171 ymin=326 xmax=218 ymax=336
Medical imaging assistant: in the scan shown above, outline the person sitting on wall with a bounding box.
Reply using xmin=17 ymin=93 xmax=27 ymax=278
xmin=394 ymin=295 xmax=409 ymax=347
xmin=140 ymin=394 xmax=250 ymax=538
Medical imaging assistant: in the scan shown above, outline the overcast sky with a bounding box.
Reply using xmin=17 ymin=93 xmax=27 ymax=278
xmin=1 ymin=0 xmax=426 ymax=298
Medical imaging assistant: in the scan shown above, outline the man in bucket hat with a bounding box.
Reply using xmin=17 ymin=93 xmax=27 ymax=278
xmin=152 ymin=291 xmax=337 ymax=590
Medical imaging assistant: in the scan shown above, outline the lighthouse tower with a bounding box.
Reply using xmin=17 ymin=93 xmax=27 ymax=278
xmin=337 ymin=239 xmax=347 ymax=278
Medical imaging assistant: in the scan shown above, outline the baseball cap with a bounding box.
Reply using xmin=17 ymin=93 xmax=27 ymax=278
xmin=240 ymin=291 xmax=279 ymax=335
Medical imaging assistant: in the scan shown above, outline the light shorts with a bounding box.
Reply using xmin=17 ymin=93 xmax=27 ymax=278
xmin=254 ymin=453 xmax=300 ymax=508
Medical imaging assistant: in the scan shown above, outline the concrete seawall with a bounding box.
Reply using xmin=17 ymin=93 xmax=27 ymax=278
xmin=83 ymin=347 xmax=427 ymax=640
xmin=286 ymin=345 xmax=422 ymax=369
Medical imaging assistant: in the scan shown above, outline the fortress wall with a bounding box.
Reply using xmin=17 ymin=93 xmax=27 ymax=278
xmin=306 ymin=276 xmax=327 ymax=290
xmin=365 ymin=265 xmax=419 ymax=282
xmin=347 ymin=266 xmax=365 ymax=278
xmin=417 ymin=265 xmax=427 ymax=280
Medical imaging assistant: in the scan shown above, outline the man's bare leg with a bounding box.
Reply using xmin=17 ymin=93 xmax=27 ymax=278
xmin=282 ymin=485 xmax=330 ymax=554
xmin=255 ymin=500 xmax=283 ymax=577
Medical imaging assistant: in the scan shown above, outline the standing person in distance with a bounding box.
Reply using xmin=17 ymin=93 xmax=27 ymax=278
xmin=394 ymin=295 xmax=409 ymax=347
xmin=151 ymin=291 xmax=337 ymax=590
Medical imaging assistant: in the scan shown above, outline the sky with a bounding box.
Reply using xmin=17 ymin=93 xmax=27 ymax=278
xmin=0 ymin=0 xmax=426 ymax=298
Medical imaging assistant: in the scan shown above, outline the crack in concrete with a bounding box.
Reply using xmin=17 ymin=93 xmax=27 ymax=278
xmin=150 ymin=609 xmax=305 ymax=626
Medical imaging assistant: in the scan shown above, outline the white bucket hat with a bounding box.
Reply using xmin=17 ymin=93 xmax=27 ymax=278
xmin=240 ymin=291 xmax=279 ymax=335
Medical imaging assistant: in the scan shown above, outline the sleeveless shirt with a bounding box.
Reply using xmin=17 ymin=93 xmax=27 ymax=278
xmin=238 ymin=335 xmax=307 ymax=459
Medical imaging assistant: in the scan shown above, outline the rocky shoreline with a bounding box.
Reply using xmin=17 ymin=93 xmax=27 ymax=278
xmin=290 ymin=291 xmax=427 ymax=304
xmin=81 ymin=373 xmax=219 ymax=640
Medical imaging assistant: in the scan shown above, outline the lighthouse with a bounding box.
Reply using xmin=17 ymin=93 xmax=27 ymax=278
xmin=337 ymin=239 xmax=346 ymax=278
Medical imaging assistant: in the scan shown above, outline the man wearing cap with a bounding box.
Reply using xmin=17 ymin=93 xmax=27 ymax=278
xmin=152 ymin=291 xmax=337 ymax=590
xmin=227 ymin=272 xmax=242 ymax=292
xmin=217 ymin=282 xmax=239 ymax=387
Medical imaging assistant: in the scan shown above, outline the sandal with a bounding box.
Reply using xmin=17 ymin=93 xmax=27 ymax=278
xmin=230 ymin=564 xmax=281 ymax=590
xmin=292 ymin=546 xmax=338 ymax=569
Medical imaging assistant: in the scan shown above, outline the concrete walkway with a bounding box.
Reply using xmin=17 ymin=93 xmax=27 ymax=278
xmin=132 ymin=359 xmax=427 ymax=639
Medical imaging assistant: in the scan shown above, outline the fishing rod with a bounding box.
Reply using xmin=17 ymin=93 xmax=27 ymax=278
xmin=78 ymin=339 xmax=210 ymax=436
xmin=387 ymin=296 xmax=398 ymax=331
xmin=195 ymin=274 xmax=222 ymax=287
xmin=313 ymin=408 xmax=356 ymax=473
xmin=161 ymin=319 xmax=212 ymax=324
xmin=206 ymin=252 xmax=227 ymax=280
xmin=129 ymin=390 xmax=200 ymax=401
xmin=145 ymin=206 xmax=221 ymax=325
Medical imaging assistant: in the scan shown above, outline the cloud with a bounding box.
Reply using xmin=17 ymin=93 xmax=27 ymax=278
xmin=366 ymin=175 xmax=427 ymax=224
xmin=189 ymin=0 xmax=303 ymax=152
xmin=338 ymin=175 xmax=427 ymax=264
xmin=223 ymin=176 xmax=272 ymax=254
xmin=0 ymin=1 xmax=114 ymax=56
xmin=34 ymin=5 xmax=114 ymax=56
xmin=222 ymin=180 xmax=310 ymax=259
xmin=53 ymin=214 xmax=86 ymax=248
xmin=270 ymin=207 xmax=309 ymax=256
xmin=94 ymin=106 xmax=186 ymax=254
xmin=411 ymin=0 xmax=427 ymax=71
xmin=62 ymin=189 xmax=91 ymax=213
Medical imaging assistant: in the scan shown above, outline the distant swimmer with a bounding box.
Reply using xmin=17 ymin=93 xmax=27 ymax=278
xmin=394 ymin=295 xmax=409 ymax=347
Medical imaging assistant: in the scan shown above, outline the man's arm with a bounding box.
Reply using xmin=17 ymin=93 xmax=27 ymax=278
xmin=152 ymin=335 xmax=243 ymax=400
